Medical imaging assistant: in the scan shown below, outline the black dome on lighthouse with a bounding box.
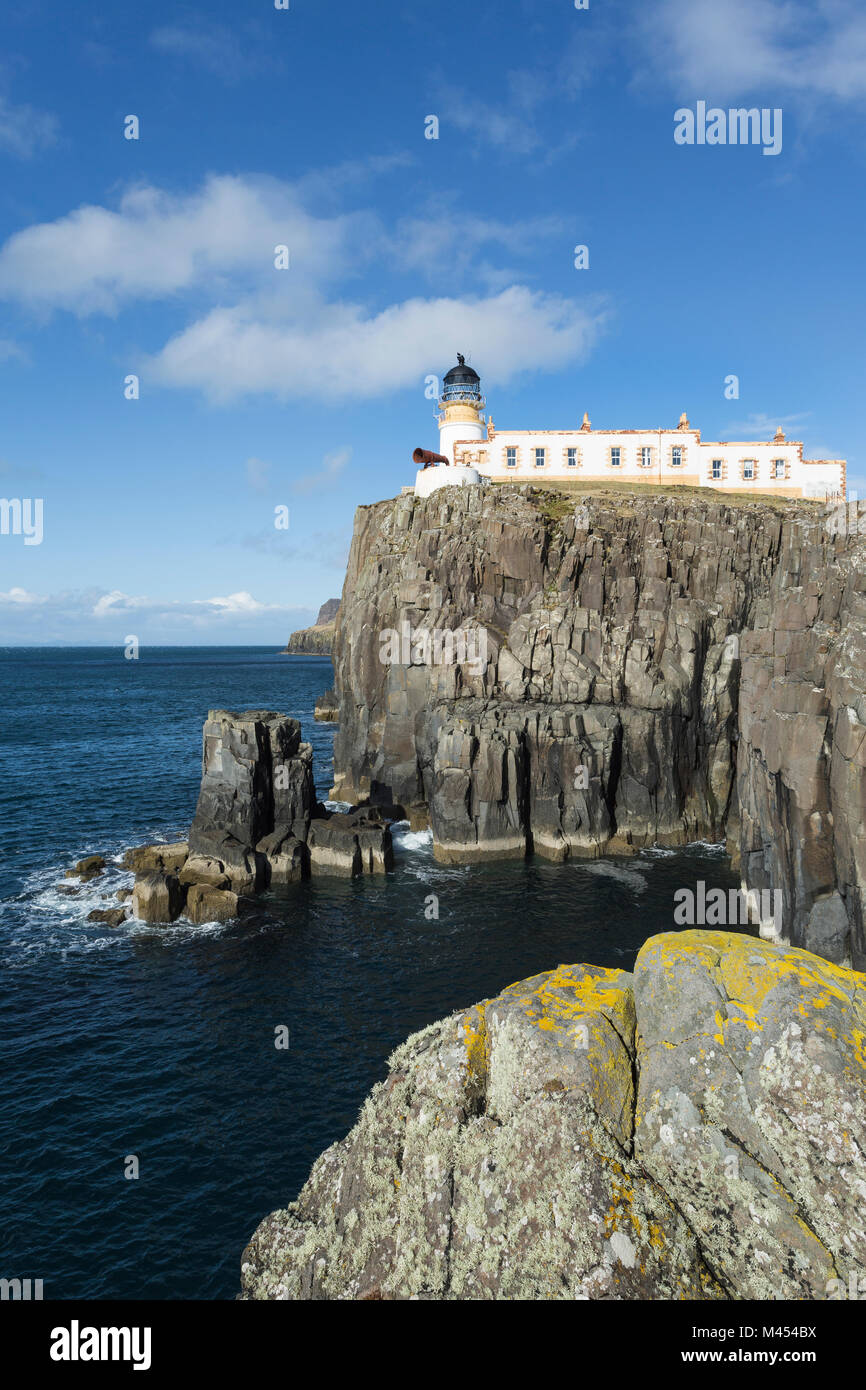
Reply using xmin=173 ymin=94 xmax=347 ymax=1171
xmin=441 ymin=353 xmax=483 ymax=402
xmin=443 ymin=353 xmax=480 ymax=387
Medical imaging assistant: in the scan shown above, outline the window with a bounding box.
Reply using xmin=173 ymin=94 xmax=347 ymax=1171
xmin=711 ymin=459 xmax=722 ymax=480
xmin=773 ymin=458 xmax=786 ymax=479
xmin=743 ymin=460 xmax=755 ymax=480
xmin=610 ymin=447 xmax=621 ymax=467
xmin=534 ymin=447 xmax=546 ymax=468
xmin=640 ymin=446 xmax=653 ymax=468
xmin=671 ymin=446 xmax=683 ymax=467
xmin=505 ymin=447 xmax=517 ymax=469
xmin=566 ymin=447 xmax=578 ymax=468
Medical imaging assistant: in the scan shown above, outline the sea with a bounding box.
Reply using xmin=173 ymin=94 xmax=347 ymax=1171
xmin=0 ymin=647 xmax=742 ymax=1299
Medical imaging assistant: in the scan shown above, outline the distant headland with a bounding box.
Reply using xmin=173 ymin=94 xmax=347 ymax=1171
xmin=280 ymin=598 xmax=340 ymax=655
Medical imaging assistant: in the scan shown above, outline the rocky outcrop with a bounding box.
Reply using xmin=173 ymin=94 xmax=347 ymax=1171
xmin=330 ymin=487 xmax=866 ymax=967
xmin=127 ymin=710 xmax=394 ymax=924
xmin=122 ymin=843 xmax=188 ymax=875
xmin=314 ymin=690 xmax=339 ymax=722
xmin=189 ymin=710 xmax=316 ymax=888
xmin=86 ymin=907 xmax=128 ymax=927
xmin=65 ymin=855 xmax=106 ymax=882
xmin=284 ymin=599 xmax=340 ymax=655
xmin=239 ymin=930 xmax=866 ymax=1301
xmin=307 ymin=807 xmax=394 ymax=877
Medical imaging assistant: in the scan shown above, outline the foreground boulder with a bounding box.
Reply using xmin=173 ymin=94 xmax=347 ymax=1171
xmin=240 ymin=931 xmax=866 ymax=1300
xmin=633 ymin=931 xmax=866 ymax=1299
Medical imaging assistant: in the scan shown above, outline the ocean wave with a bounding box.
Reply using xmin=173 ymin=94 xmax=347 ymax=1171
xmin=582 ymin=861 xmax=648 ymax=893
xmin=127 ymin=917 xmax=235 ymax=943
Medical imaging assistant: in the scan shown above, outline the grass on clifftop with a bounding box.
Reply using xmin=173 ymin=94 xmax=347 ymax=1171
xmin=499 ymin=477 xmax=821 ymax=517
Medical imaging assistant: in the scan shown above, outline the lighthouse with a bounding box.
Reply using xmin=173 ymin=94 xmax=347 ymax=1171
xmin=438 ymin=354 xmax=486 ymax=462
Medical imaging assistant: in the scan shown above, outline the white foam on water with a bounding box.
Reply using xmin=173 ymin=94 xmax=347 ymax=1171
xmin=391 ymin=822 xmax=434 ymax=853
xmin=127 ymin=917 xmax=234 ymax=944
xmin=640 ymin=846 xmax=675 ymax=859
xmin=7 ymin=833 xmax=233 ymax=962
xmin=29 ymin=867 xmax=134 ymax=926
xmin=685 ymin=840 xmax=728 ymax=857
xmin=582 ymin=861 xmax=648 ymax=893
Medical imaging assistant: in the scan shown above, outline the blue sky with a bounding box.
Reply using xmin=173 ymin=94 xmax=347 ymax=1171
xmin=1 ymin=0 xmax=864 ymax=644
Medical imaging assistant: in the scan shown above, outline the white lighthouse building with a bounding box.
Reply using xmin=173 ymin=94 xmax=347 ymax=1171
xmin=426 ymin=357 xmax=845 ymax=501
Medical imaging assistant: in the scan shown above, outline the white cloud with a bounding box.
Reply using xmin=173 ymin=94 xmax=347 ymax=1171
xmin=238 ymin=525 xmax=351 ymax=569
xmin=0 ymin=337 xmax=25 ymax=361
xmin=292 ymin=447 xmax=352 ymax=496
xmin=245 ymin=456 xmax=272 ymax=493
xmin=641 ymin=0 xmax=866 ymax=101
xmin=391 ymin=211 xmax=564 ymax=281
xmin=0 ymin=174 xmax=368 ymax=315
xmin=0 ymin=587 xmax=46 ymax=605
xmin=148 ymin=286 xmax=606 ymax=403
xmin=90 ymin=588 xmax=285 ymax=620
xmin=720 ymin=411 xmax=812 ymax=439
xmin=0 ymin=585 xmax=317 ymax=643
xmin=0 ymin=93 xmax=57 ymax=158
xmin=446 ymin=93 xmax=543 ymax=156
xmin=0 ymin=173 xmax=607 ymax=403
xmin=149 ymin=23 xmax=272 ymax=82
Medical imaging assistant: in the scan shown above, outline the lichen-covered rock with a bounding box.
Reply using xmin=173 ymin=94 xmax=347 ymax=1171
xmin=240 ymin=957 xmax=721 ymax=1300
xmin=633 ymin=930 xmax=866 ymax=1300
xmin=240 ymin=931 xmax=866 ymax=1300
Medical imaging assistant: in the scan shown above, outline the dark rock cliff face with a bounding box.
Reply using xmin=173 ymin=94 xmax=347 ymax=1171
xmin=331 ymin=487 xmax=866 ymax=967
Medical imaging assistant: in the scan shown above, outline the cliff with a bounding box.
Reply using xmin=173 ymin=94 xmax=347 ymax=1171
xmin=240 ymin=930 xmax=866 ymax=1300
xmin=330 ymin=487 xmax=866 ymax=968
xmin=284 ymin=599 xmax=340 ymax=655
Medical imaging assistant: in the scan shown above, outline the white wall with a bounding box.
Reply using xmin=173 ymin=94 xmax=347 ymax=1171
xmin=452 ymin=428 xmax=843 ymax=497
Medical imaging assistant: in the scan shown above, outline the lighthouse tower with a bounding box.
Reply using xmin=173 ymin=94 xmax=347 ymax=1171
xmin=438 ymin=354 xmax=486 ymax=463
